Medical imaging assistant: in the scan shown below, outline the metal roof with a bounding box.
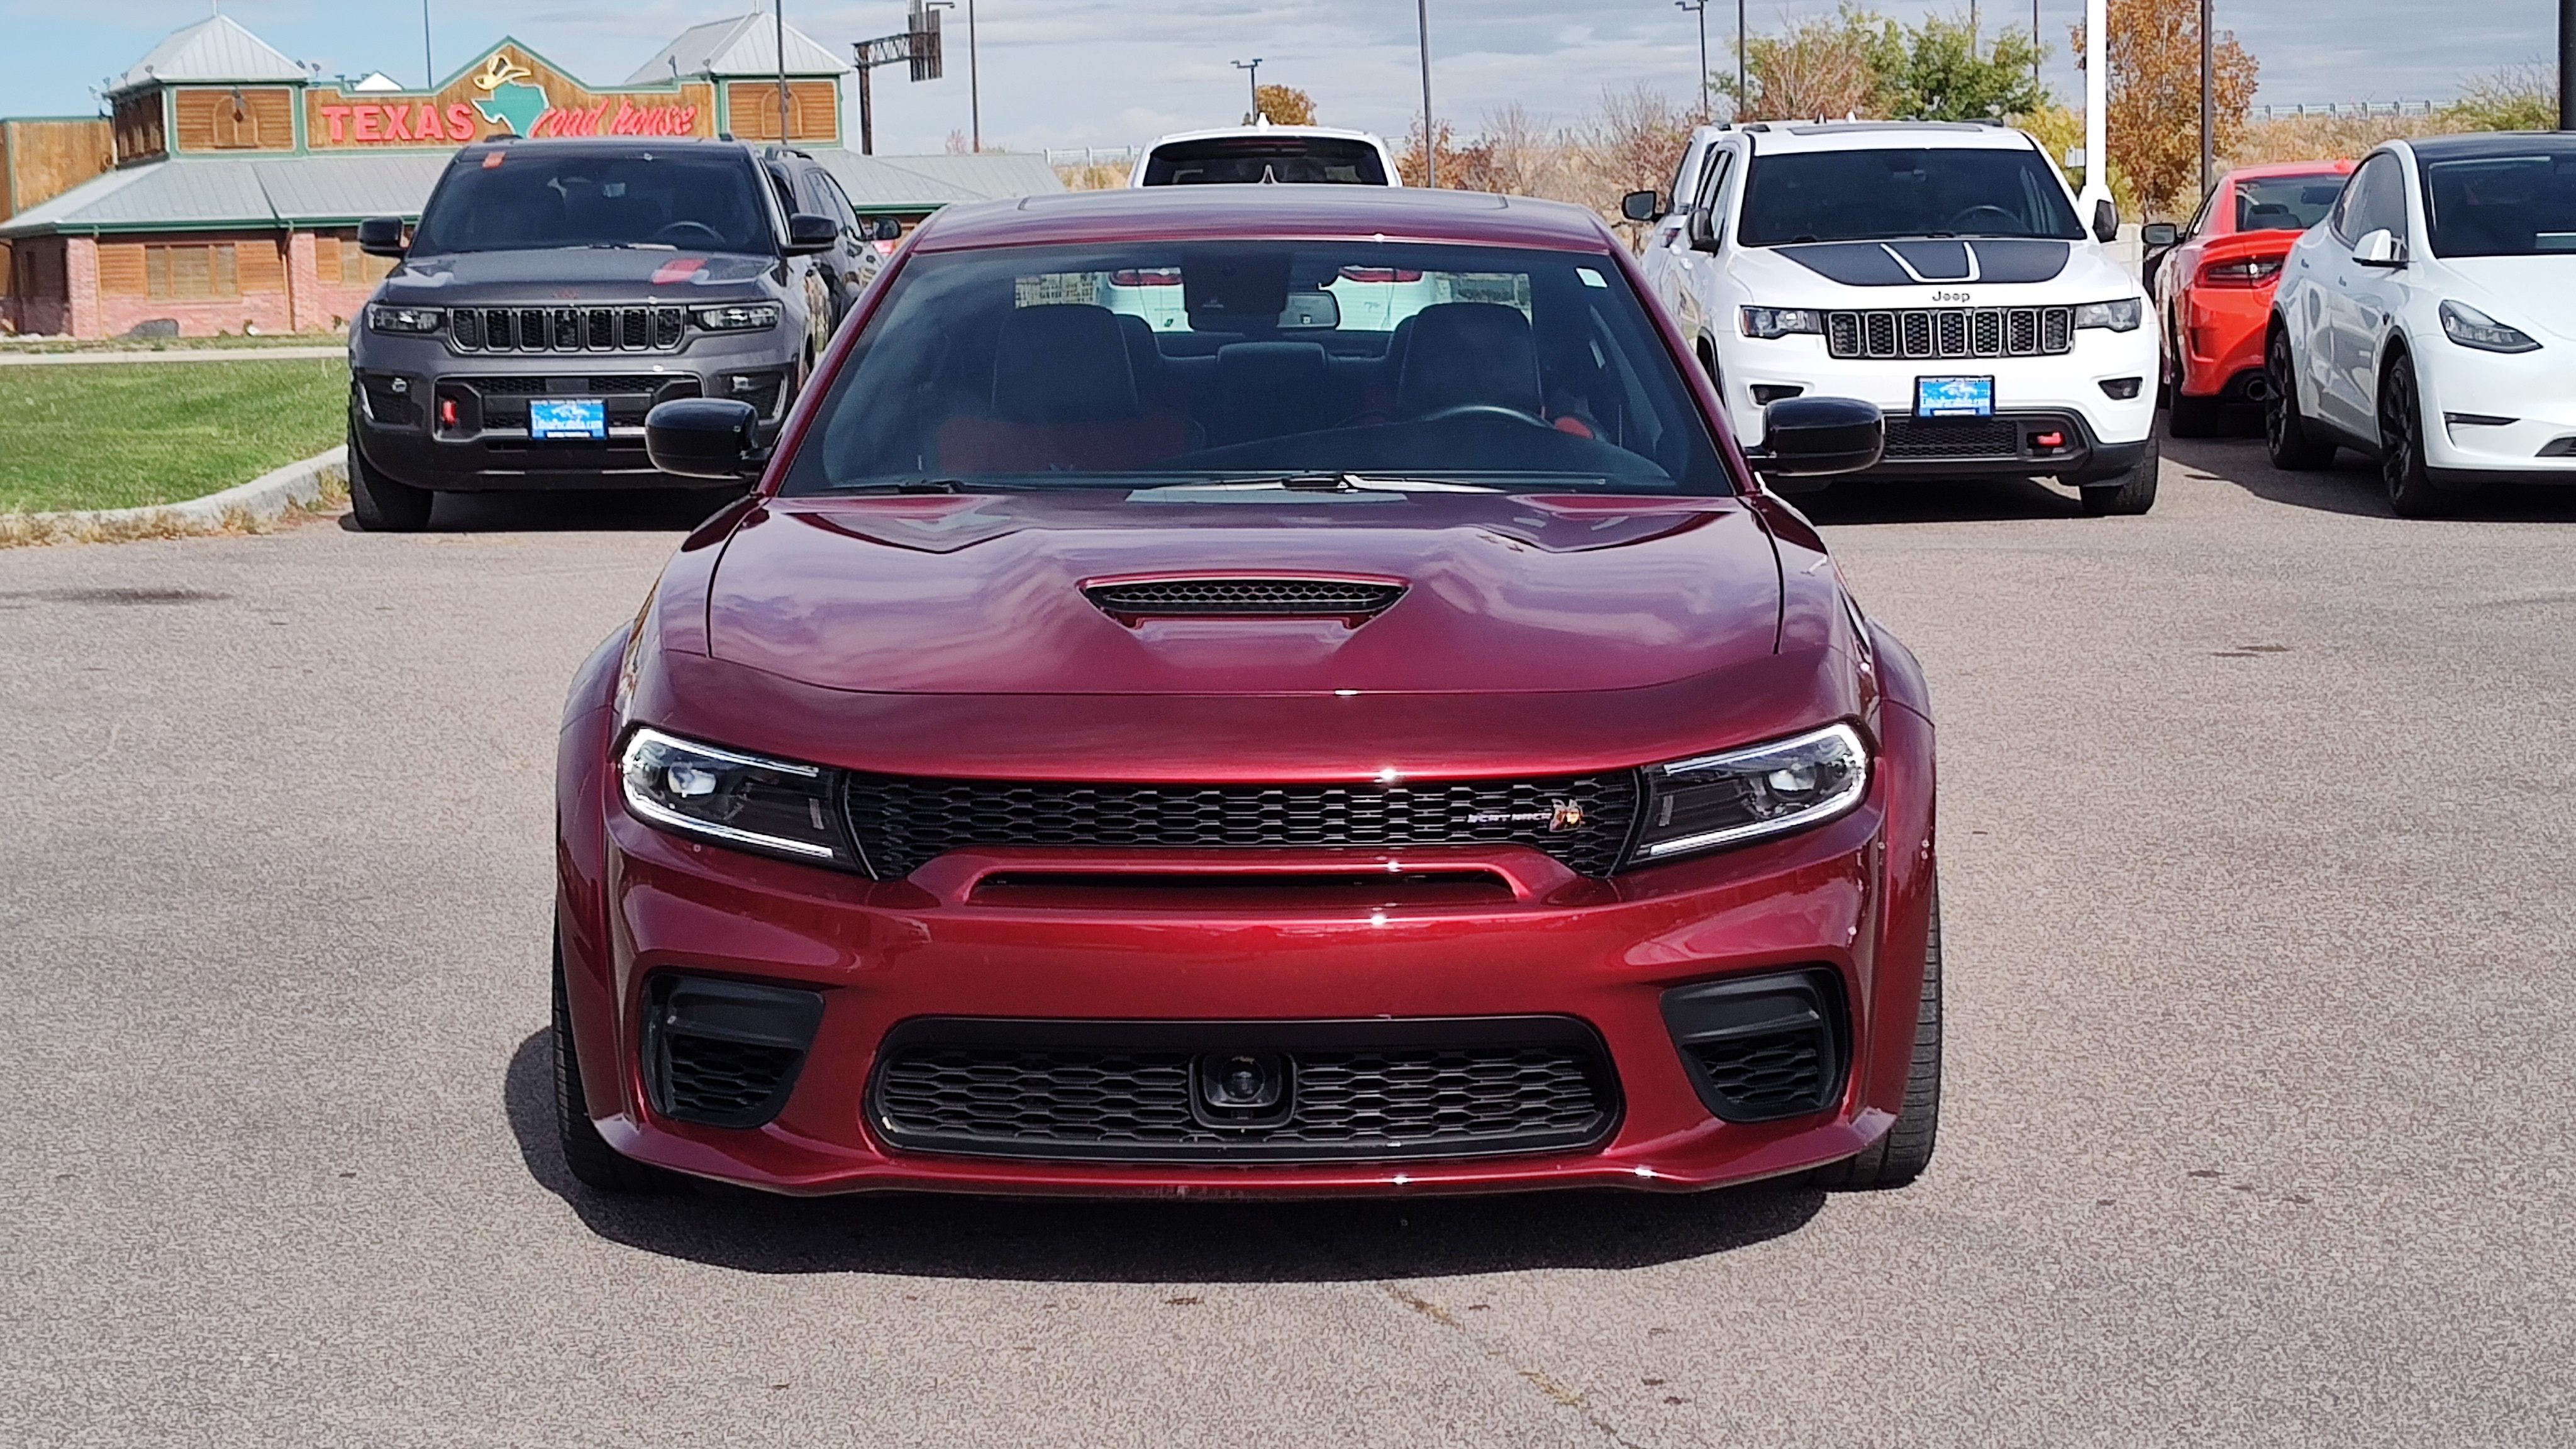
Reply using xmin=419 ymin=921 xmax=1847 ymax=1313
xmin=0 ymin=153 xmax=453 ymax=238
xmin=625 ymin=13 xmax=848 ymax=84
xmin=114 ymin=15 xmax=305 ymax=94
xmin=813 ymin=152 xmax=1067 ymax=213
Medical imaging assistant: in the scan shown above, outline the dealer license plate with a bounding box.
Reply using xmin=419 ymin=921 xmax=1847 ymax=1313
xmin=1914 ymin=375 xmax=1994 ymax=418
xmin=530 ymin=398 xmax=608 ymax=440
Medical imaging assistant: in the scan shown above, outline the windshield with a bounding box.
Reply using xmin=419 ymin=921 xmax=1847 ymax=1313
xmin=1737 ymin=147 xmax=2084 ymax=245
xmin=2235 ymin=173 xmax=2345 ymax=232
xmin=777 ymin=242 xmax=1727 ymax=496
xmin=412 ymin=150 xmax=772 ymax=254
xmin=2421 ymin=150 xmax=2576 ymax=258
xmin=1142 ymin=138 xmax=1389 ymax=186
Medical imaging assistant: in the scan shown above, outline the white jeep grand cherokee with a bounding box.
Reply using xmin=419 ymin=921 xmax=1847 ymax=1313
xmin=1635 ymin=120 xmax=2162 ymax=514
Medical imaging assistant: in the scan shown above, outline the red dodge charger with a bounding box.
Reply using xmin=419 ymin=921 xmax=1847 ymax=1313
xmin=552 ymin=186 xmax=1941 ymax=1198
xmin=2147 ymin=159 xmax=2355 ymax=436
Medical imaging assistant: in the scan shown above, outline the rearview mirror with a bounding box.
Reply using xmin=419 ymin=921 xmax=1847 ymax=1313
xmin=1746 ymin=397 xmax=1884 ymax=478
xmin=784 ymin=213 xmax=839 ymax=255
xmin=357 ymin=216 xmax=408 ymax=257
xmin=2140 ymin=221 xmax=2179 ymax=248
xmin=1277 ymin=288 xmax=1340 ymax=330
xmin=2351 ymin=228 xmax=2408 ymax=268
xmin=1621 ymin=189 xmax=1662 ymax=223
xmin=647 ymin=398 xmax=766 ymax=480
xmin=2092 ymin=197 xmax=2119 ymax=243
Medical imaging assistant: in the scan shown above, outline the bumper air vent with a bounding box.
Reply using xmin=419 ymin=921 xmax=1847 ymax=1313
xmin=1084 ymin=575 xmax=1407 ymax=621
xmin=641 ymin=975 xmax=824 ymax=1130
xmin=1662 ymin=970 xmax=1848 ymax=1123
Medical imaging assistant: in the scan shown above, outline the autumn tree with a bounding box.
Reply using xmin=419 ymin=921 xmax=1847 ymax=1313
xmin=2074 ymin=0 xmax=2258 ymax=216
xmin=1865 ymin=14 xmax=2045 ymax=120
xmin=1250 ymin=84 xmax=1317 ymax=126
xmin=1579 ymin=84 xmax=1695 ymax=197
xmin=1720 ymin=6 xmax=1885 ymax=121
xmin=1395 ymin=118 xmax=1475 ymax=187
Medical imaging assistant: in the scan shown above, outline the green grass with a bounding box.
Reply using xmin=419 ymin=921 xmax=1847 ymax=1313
xmin=0 ymin=358 xmax=349 ymax=513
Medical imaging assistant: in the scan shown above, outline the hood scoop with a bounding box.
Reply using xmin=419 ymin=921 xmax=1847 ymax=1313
xmin=1083 ymin=574 xmax=1407 ymax=626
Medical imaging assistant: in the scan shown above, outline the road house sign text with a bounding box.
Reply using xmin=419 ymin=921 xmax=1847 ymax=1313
xmin=304 ymin=45 xmax=715 ymax=150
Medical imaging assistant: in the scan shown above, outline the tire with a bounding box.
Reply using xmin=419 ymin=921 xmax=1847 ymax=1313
xmin=1811 ymin=884 xmax=1943 ymax=1191
xmin=2165 ymin=387 xmax=2225 ymax=438
xmin=346 ymin=427 xmax=435 ymax=533
xmin=2263 ymin=327 xmax=2337 ymax=471
xmin=554 ymin=935 xmax=679 ymax=1194
xmin=2377 ymin=351 xmax=2471 ymax=519
xmin=2079 ymin=428 xmax=2160 ymax=516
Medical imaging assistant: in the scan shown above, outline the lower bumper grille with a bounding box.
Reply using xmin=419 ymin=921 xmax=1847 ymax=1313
xmin=1662 ymin=970 xmax=1848 ymax=1123
xmin=870 ymin=1017 xmax=1620 ymax=1162
xmin=643 ymin=975 xmax=825 ymax=1130
xmin=1882 ymin=416 xmax=2022 ymax=459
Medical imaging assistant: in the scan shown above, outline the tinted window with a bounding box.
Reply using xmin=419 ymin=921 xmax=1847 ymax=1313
xmin=1142 ymin=138 xmax=1388 ymax=186
xmin=2346 ymin=155 xmax=2409 ymax=241
xmin=779 ymin=242 xmax=1727 ymax=496
xmin=413 ymin=150 xmax=771 ymax=254
xmin=1736 ymin=147 xmax=2084 ymax=244
xmin=2235 ymin=173 xmax=2344 ymax=232
xmin=2420 ymin=148 xmax=2576 ymax=257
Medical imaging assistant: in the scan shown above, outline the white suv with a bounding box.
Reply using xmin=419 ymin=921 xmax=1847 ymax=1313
xmin=1130 ymin=122 xmax=1401 ymax=187
xmin=2265 ymin=133 xmax=2576 ymax=516
xmin=1635 ymin=121 xmax=2162 ymax=514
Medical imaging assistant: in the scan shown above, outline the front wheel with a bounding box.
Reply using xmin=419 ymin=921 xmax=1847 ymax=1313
xmin=555 ymin=936 xmax=680 ymax=1194
xmin=2079 ymin=430 xmax=2160 ymax=516
xmin=1811 ymin=884 xmax=1943 ymax=1190
xmin=346 ymin=429 xmax=434 ymax=533
xmin=2378 ymin=352 xmax=2472 ymax=519
xmin=2263 ymin=328 xmax=2338 ymax=471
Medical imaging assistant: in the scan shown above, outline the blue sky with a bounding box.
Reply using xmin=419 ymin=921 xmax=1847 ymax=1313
xmin=4 ymin=1 xmax=2558 ymax=155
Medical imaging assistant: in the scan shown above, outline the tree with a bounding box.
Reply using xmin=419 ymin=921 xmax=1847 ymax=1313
xmin=2074 ymin=0 xmax=2258 ymax=216
xmin=2445 ymin=64 xmax=2557 ymax=131
xmin=1580 ymin=84 xmax=1696 ymax=197
xmin=1865 ymin=14 xmax=2045 ymax=120
xmin=2019 ymin=103 xmax=2139 ymax=216
xmin=1395 ymin=118 xmax=1475 ymax=187
xmin=1250 ymin=84 xmax=1316 ymax=127
xmin=1721 ymin=7 xmax=1885 ymax=121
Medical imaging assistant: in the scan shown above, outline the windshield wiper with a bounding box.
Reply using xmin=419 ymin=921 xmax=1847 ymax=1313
xmin=1130 ymin=473 xmax=1503 ymax=495
xmin=820 ymin=479 xmax=1015 ymax=495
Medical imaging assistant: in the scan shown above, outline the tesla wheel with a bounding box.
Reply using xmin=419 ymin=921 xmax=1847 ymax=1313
xmin=2263 ymin=329 xmax=2337 ymax=471
xmin=346 ymin=428 xmax=435 ymax=533
xmin=2166 ymin=387 xmax=2225 ymax=438
xmin=2378 ymin=352 xmax=2469 ymax=519
xmin=2079 ymin=430 xmax=2160 ymax=516
xmin=554 ymin=936 xmax=679 ymax=1194
xmin=1811 ymin=883 xmax=1943 ymax=1191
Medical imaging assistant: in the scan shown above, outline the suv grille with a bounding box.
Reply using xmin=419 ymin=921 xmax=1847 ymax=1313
xmin=449 ymin=305 xmax=686 ymax=353
xmin=870 ymin=1018 xmax=1619 ymax=1162
xmin=1085 ymin=577 xmax=1406 ymax=619
xmin=842 ymin=770 xmax=1643 ymax=880
xmin=1825 ymin=306 xmax=2073 ymax=360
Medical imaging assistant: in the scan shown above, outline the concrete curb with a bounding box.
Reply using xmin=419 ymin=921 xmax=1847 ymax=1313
xmin=2 ymin=445 xmax=347 ymax=546
xmin=0 ymin=346 xmax=348 ymax=367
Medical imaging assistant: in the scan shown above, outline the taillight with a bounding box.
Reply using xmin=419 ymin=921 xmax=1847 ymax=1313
xmin=2200 ymin=255 xmax=2284 ymax=288
xmin=1109 ymin=268 xmax=1182 ymax=287
xmin=1337 ymin=267 xmax=1424 ymax=284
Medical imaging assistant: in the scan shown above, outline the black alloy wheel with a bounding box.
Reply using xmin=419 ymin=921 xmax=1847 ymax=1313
xmin=1809 ymin=882 xmax=1943 ymax=1190
xmin=554 ymin=931 xmax=680 ymax=1194
xmin=2377 ymin=352 xmax=2469 ymax=519
xmin=2263 ymin=328 xmax=2337 ymax=471
xmin=2079 ymin=429 xmax=2161 ymax=516
xmin=345 ymin=426 xmax=434 ymax=533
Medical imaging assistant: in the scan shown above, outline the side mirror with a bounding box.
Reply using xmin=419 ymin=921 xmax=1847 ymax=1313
xmin=1620 ymin=189 xmax=1662 ymax=223
xmin=2351 ymin=228 xmax=2408 ymax=268
xmin=647 ymin=398 xmax=766 ymax=480
xmin=784 ymin=213 xmax=839 ymax=255
xmin=357 ymin=216 xmax=408 ymax=257
xmin=1688 ymin=206 xmax=1722 ymax=253
xmin=872 ymin=218 xmax=904 ymax=242
xmin=1746 ymin=396 xmax=1884 ymax=478
xmin=2140 ymin=222 xmax=2180 ymax=248
xmin=2092 ymin=197 xmax=2119 ymax=243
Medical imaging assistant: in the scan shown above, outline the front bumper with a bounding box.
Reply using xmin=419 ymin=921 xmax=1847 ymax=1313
xmin=2415 ymin=331 xmax=2576 ymax=485
xmin=558 ymin=707 xmax=1938 ymax=1197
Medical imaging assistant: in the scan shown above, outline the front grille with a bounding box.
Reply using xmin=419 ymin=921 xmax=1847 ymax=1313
xmin=1687 ymin=1033 xmax=1828 ymax=1117
xmin=1085 ymin=577 xmax=1407 ymax=619
xmin=641 ymin=975 xmax=824 ymax=1130
xmin=870 ymin=1018 xmax=1619 ymax=1162
xmin=665 ymin=1036 xmax=802 ymax=1122
xmin=842 ymin=770 xmax=1643 ymax=880
xmin=449 ymin=304 xmax=686 ymax=354
xmin=1662 ymin=970 xmax=1848 ymax=1124
xmin=1882 ymin=416 xmax=2022 ymax=459
xmin=1824 ymin=306 xmax=2073 ymax=359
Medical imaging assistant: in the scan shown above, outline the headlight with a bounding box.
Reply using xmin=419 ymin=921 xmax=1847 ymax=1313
xmin=2072 ymin=298 xmax=2143 ymax=331
xmin=689 ymin=303 xmax=782 ymax=333
xmin=1631 ymin=722 xmax=1870 ymax=863
xmin=365 ymin=304 xmax=444 ymax=335
xmin=1740 ymin=306 xmax=1826 ymax=340
xmin=619 ymin=727 xmax=853 ymax=866
xmin=2439 ymin=300 xmax=2540 ymax=354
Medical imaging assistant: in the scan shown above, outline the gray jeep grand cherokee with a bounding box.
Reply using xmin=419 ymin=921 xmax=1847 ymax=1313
xmin=346 ymin=138 xmax=861 ymax=531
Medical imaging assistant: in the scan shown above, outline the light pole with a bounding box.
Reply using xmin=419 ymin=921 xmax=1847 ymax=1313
xmin=775 ymin=0 xmax=791 ymax=144
xmin=965 ymin=0 xmax=980 ymax=152
xmin=1736 ymin=0 xmax=1746 ymax=120
xmin=2563 ymin=0 xmax=2575 ymax=128
xmin=421 ymin=0 xmax=434 ymax=90
xmin=1416 ymin=0 xmax=1434 ymax=186
xmin=2198 ymin=0 xmax=2214 ymax=194
xmin=2078 ymin=0 xmax=2108 ymax=219
xmin=1675 ymin=0 xmax=1709 ymax=122
xmin=1233 ymin=58 xmax=1263 ymax=121
xmin=2033 ymin=0 xmax=2041 ymax=95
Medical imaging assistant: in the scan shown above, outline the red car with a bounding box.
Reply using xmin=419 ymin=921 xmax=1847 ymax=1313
xmin=551 ymin=186 xmax=1940 ymax=1199
xmin=2147 ymin=159 xmax=2355 ymax=435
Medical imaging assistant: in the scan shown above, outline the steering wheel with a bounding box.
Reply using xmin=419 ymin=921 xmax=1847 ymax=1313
xmin=1944 ymin=206 xmax=2023 ymax=234
xmin=1413 ymin=403 xmax=1552 ymax=429
xmin=652 ymin=221 xmax=726 ymax=246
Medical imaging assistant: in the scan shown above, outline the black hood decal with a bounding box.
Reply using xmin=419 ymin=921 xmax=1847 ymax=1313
xmin=1775 ymin=239 xmax=2070 ymax=286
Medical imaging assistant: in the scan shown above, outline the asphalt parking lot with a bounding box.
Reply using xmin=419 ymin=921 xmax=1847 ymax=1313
xmin=3 ymin=433 xmax=2572 ymax=1446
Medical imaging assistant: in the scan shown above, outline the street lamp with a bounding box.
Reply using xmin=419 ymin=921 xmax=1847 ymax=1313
xmin=1675 ymin=0 xmax=1709 ymax=123
xmin=2198 ymin=0 xmax=2214 ymax=194
xmin=1233 ymin=58 xmax=1263 ymax=121
xmin=1416 ymin=0 xmax=1434 ymax=186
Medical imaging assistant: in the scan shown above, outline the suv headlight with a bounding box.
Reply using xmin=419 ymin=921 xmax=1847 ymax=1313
xmin=365 ymin=304 xmax=445 ymax=335
xmin=689 ymin=303 xmax=783 ymax=333
xmin=1632 ymin=723 xmax=1870 ymax=863
xmin=2072 ymin=298 xmax=2143 ymax=331
xmin=1740 ymin=306 xmax=1826 ymax=340
xmin=2438 ymin=300 xmax=2540 ymax=354
xmin=619 ymin=728 xmax=853 ymax=867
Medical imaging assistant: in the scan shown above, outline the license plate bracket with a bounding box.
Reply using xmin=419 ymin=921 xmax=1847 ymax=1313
xmin=530 ymin=397 xmax=608 ymax=440
xmin=1914 ymin=375 xmax=1995 ymax=418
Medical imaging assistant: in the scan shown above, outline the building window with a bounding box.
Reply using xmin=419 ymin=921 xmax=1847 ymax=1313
xmin=145 ymin=243 xmax=240 ymax=299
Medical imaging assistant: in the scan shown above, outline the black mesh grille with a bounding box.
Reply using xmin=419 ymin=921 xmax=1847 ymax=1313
xmin=665 ymin=1036 xmax=802 ymax=1123
xmin=843 ymin=771 xmax=1642 ymax=880
xmin=1882 ymin=416 xmax=2022 ymax=459
xmin=447 ymin=305 xmax=686 ymax=353
xmin=458 ymin=375 xmax=682 ymax=396
xmin=357 ymin=374 xmax=413 ymax=425
xmin=1085 ymin=577 xmax=1406 ymax=618
xmin=871 ymin=1019 xmax=1618 ymax=1162
xmin=1826 ymin=306 xmax=2072 ymax=359
xmin=1689 ymin=1032 xmax=1828 ymax=1118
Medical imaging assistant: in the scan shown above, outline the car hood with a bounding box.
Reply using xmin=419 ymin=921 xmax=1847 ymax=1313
xmin=1730 ymin=237 xmax=2137 ymax=301
xmin=2433 ymin=255 xmax=2576 ymax=343
xmin=381 ymin=247 xmax=779 ymax=301
xmin=705 ymin=491 xmax=1784 ymax=696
